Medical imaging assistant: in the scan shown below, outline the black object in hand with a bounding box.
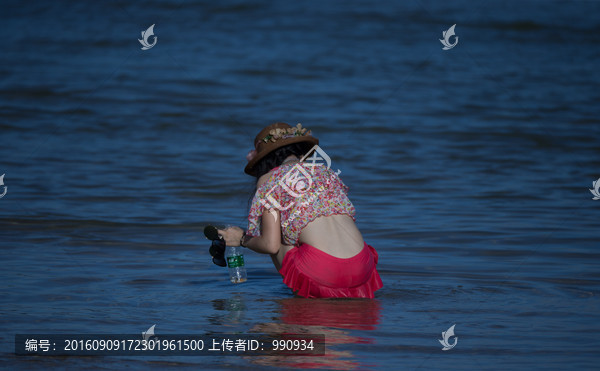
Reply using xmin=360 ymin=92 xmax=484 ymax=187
xmin=204 ymin=225 xmax=227 ymax=267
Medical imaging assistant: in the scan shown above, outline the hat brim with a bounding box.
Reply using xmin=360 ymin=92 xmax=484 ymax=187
xmin=244 ymin=135 xmax=319 ymax=176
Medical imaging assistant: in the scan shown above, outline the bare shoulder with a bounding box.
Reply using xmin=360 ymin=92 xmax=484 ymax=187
xmin=257 ymin=165 xmax=285 ymax=188
xmin=257 ymin=172 xmax=271 ymax=188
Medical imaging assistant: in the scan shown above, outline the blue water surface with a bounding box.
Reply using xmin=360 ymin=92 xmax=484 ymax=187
xmin=1 ymin=0 xmax=599 ymax=369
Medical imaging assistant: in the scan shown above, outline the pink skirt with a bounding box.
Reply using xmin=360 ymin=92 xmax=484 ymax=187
xmin=279 ymin=242 xmax=383 ymax=298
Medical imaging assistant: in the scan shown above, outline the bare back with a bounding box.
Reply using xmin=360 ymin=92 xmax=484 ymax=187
xmin=299 ymin=214 xmax=364 ymax=258
xmin=257 ymin=158 xmax=364 ymax=267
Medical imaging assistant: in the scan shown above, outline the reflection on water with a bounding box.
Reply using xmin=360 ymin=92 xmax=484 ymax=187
xmin=279 ymin=298 xmax=381 ymax=332
xmin=210 ymin=295 xmax=247 ymax=326
xmin=250 ymin=298 xmax=382 ymax=369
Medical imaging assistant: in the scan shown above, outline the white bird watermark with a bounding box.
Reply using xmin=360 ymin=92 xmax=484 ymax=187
xmin=590 ymin=178 xmax=600 ymax=200
xmin=142 ymin=324 xmax=156 ymax=341
xmin=0 ymin=174 xmax=7 ymax=199
xmin=139 ymin=24 xmax=157 ymax=50
xmin=439 ymin=324 xmax=458 ymax=350
xmin=440 ymin=24 xmax=459 ymax=50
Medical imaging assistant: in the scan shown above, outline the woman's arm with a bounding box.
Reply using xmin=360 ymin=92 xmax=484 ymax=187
xmin=218 ymin=172 xmax=281 ymax=253
xmin=218 ymin=209 xmax=281 ymax=255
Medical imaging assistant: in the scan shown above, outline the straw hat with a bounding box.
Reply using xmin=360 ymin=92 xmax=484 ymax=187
xmin=244 ymin=122 xmax=318 ymax=176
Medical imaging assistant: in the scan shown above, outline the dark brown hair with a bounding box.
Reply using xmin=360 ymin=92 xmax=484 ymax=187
xmin=253 ymin=142 xmax=313 ymax=179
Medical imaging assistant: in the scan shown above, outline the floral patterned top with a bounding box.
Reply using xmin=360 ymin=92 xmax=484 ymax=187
xmin=247 ymin=162 xmax=356 ymax=246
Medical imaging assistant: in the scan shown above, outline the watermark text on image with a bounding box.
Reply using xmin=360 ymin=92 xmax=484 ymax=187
xmin=259 ymin=145 xmax=341 ymax=222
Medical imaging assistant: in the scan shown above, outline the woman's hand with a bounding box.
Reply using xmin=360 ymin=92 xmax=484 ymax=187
xmin=217 ymin=226 xmax=244 ymax=247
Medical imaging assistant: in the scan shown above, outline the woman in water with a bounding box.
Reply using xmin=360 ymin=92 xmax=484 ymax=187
xmin=218 ymin=122 xmax=382 ymax=298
